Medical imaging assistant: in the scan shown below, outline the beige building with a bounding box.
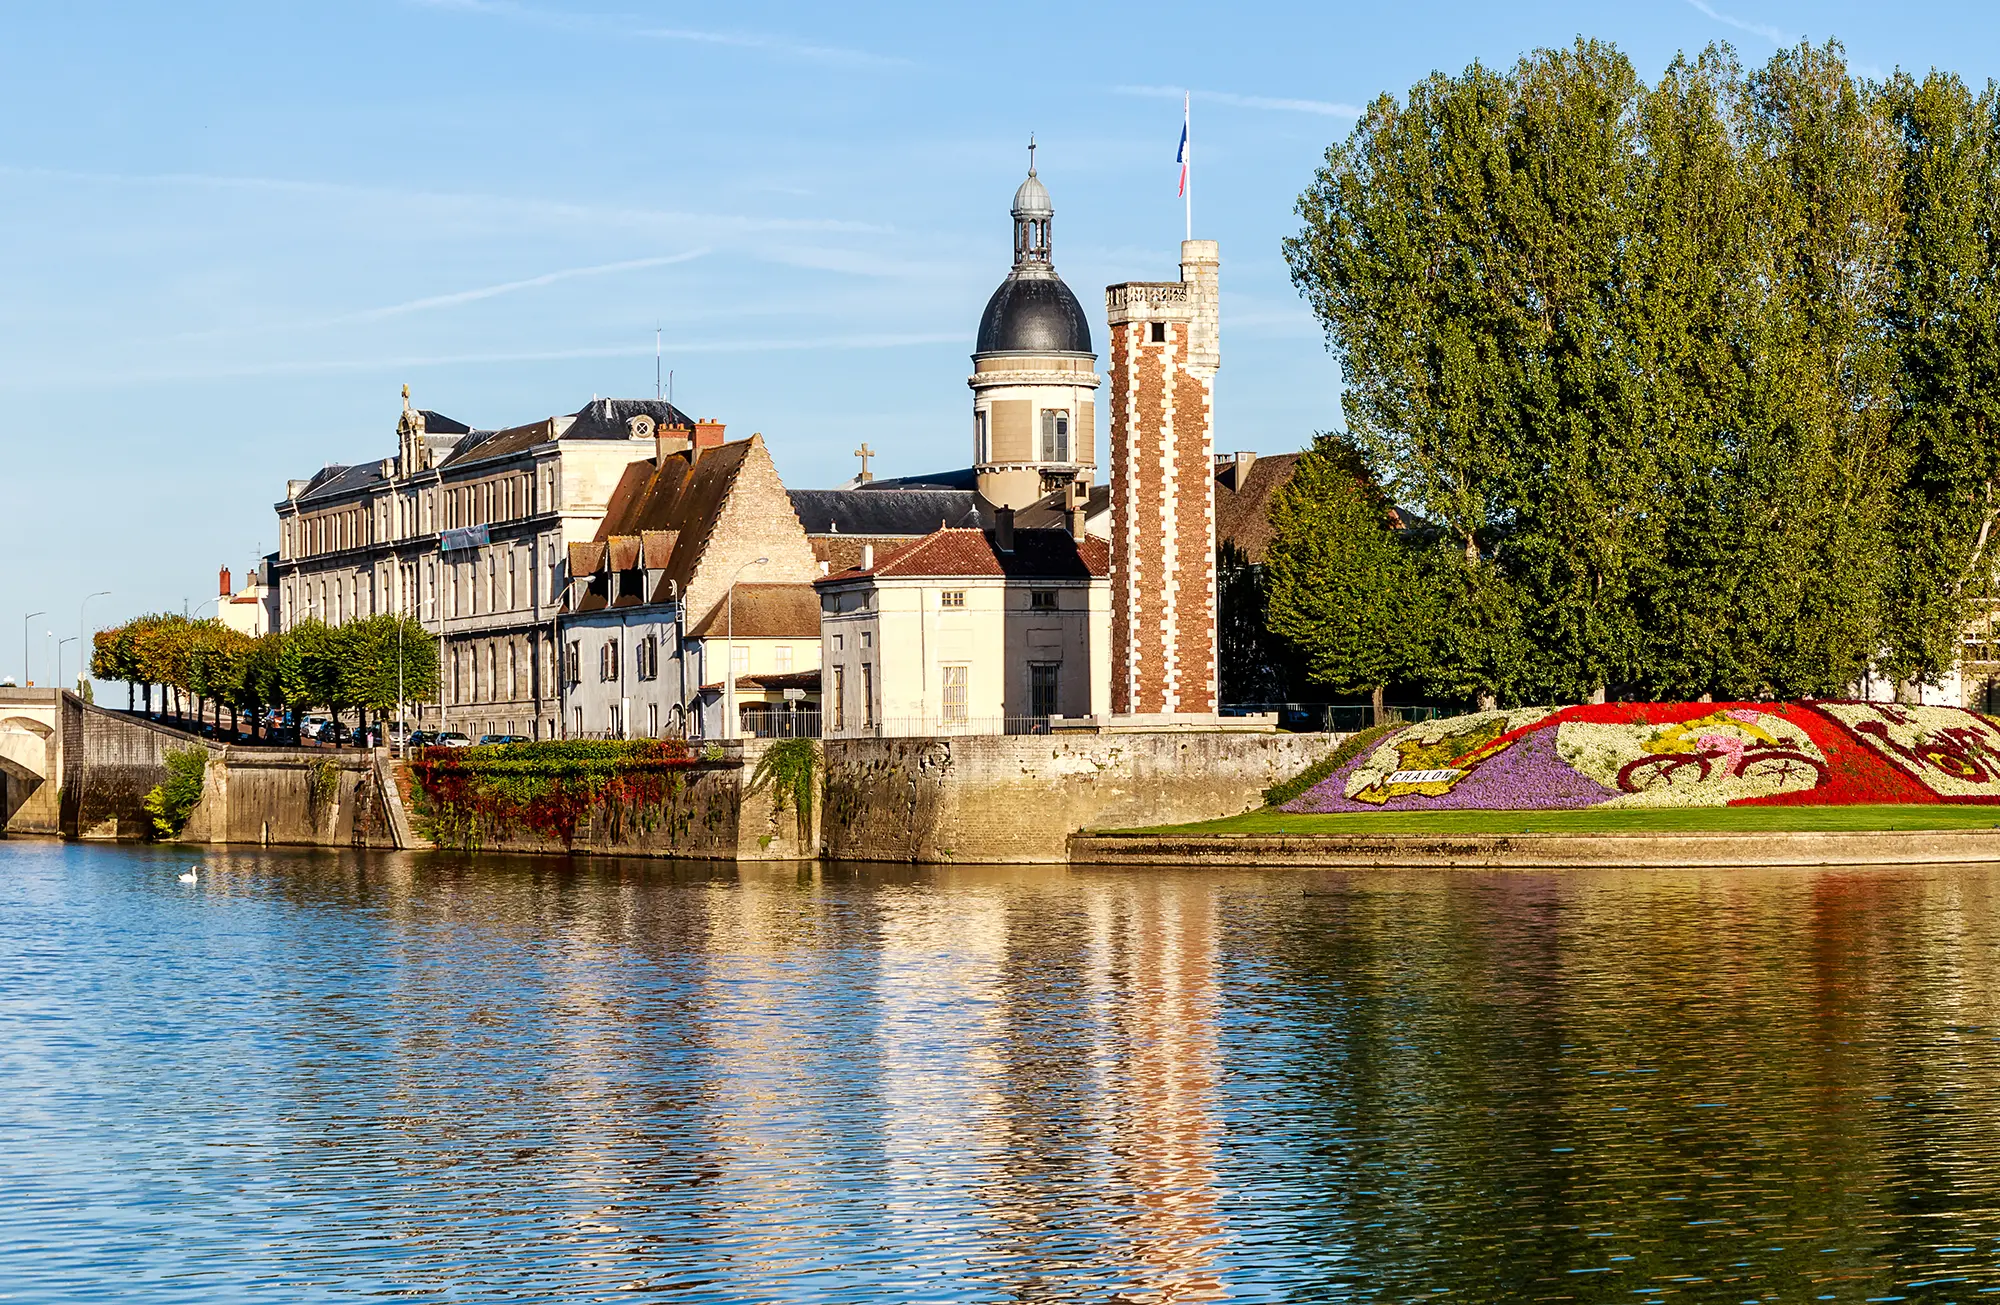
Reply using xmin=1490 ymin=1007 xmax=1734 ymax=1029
xmin=815 ymin=518 xmax=1109 ymax=737
xmin=274 ymin=391 xmax=697 ymax=738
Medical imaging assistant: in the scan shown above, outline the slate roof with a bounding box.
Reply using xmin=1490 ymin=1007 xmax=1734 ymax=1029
xmin=788 ymin=488 xmax=984 ymax=537
xmin=1214 ymin=452 xmax=1305 ymax=564
xmin=1012 ymin=482 xmax=1110 ymax=530
xmin=819 ymin=527 xmax=1107 ymax=583
xmin=856 ymin=466 xmax=980 ymax=491
xmin=685 ymin=584 xmax=823 ymax=639
xmin=293 ymin=459 xmax=389 ymax=505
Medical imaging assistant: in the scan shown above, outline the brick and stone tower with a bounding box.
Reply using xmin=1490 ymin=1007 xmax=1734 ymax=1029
xmin=1104 ymin=240 xmax=1220 ymax=719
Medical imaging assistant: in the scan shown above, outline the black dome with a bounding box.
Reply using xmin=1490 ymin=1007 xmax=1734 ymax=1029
xmin=976 ymin=274 xmax=1092 ymax=355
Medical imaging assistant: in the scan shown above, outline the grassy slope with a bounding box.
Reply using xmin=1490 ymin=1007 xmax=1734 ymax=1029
xmin=1115 ymin=804 xmax=2000 ymax=837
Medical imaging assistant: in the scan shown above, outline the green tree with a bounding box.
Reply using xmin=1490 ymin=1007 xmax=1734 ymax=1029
xmin=1266 ymin=436 xmax=1423 ymax=717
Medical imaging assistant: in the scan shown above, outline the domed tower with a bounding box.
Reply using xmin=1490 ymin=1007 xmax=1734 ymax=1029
xmin=969 ymin=141 xmax=1101 ymax=510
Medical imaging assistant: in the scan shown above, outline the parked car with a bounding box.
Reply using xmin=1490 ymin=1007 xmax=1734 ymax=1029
xmin=477 ymin=734 xmax=531 ymax=746
xmin=299 ymin=716 xmax=331 ymax=742
xmin=404 ymin=730 xmax=436 ymax=749
xmin=437 ymin=731 xmax=473 ymax=748
xmin=385 ymin=721 xmax=415 ymax=746
xmin=323 ymin=722 xmax=353 ymax=745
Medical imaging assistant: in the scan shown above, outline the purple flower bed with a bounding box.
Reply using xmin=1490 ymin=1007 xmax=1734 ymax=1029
xmin=1282 ymin=723 xmax=1617 ymax=813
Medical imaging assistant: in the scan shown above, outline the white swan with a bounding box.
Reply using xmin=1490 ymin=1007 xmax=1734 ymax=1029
xmin=177 ymin=867 xmax=197 ymax=884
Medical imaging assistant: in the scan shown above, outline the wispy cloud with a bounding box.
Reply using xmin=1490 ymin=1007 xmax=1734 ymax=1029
xmin=408 ymin=0 xmax=907 ymax=67
xmin=327 ymin=251 xmax=709 ymax=324
xmin=0 ymin=165 xmax=895 ymax=235
xmin=5 ymin=332 xmax=971 ymax=389
xmin=1682 ymin=0 xmax=1794 ymax=45
xmin=1116 ymin=84 xmax=1361 ymax=117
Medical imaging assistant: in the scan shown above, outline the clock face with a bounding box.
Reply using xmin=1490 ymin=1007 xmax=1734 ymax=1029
xmin=628 ymin=415 xmax=657 ymax=439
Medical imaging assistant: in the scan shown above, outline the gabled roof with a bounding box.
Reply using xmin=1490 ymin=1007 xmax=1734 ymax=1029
xmin=819 ymin=527 xmax=1107 ymax=583
xmin=685 ymin=584 xmax=823 ymax=639
xmin=788 ymin=488 xmax=984 ymax=536
xmin=293 ymin=460 xmax=388 ymax=505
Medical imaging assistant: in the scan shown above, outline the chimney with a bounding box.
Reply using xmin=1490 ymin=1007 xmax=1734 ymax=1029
xmin=656 ymin=423 xmax=692 ymax=465
xmin=693 ymin=418 xmax=726 ymax=449
xmin=1231 ymin=450 xmax=1257 ymax=491
xmin=219 ymin=566 xmax=232 ymax=598
xmin=861 ymin=543 xmax=874 ymax=570
xmin=995 ymin=506 xmax=1016 ymax=553
xmin=1068 ymin=506 xmax=1087 ymax=541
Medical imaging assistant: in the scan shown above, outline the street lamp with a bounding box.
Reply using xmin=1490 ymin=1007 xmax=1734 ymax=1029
xmin=723 ymin=557 xmax=769 ymax=741
xmin=79 ymin=590 xmax=110 ymax=695
xmin=23 ymin=611 xmax=44 ymax=688
xmin=56 ymin=636 xmax=77 ymax=699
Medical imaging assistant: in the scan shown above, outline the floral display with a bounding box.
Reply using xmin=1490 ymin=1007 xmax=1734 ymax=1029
xmin=1279 ymin=702 xmax=2000 ymax=814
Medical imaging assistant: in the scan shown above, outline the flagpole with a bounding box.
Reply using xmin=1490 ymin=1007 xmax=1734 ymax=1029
xmin=1184 ymin=92 xmax=1192 ymax=240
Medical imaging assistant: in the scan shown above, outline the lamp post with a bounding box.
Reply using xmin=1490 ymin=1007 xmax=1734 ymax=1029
xmin=724 ymin=557 xmax=768 ymax=740
xmin=24 ymin=611 xmax=44 ymax=688
xmin=79 ymin=590 xmax=110 ymax=696
xmin=56 ymin=636 xmax=76 ymax=699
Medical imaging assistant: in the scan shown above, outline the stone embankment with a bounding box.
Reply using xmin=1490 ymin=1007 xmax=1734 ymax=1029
xmin=1067 ymin=828 xmax=2000 ymax=869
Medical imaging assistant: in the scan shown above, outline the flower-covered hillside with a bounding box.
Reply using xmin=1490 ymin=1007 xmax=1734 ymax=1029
xmin=1280 ymin=703 xmax=2000 ymax=814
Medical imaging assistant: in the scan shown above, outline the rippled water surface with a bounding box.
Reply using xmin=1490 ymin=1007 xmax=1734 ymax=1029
xmin=8 ymin=842 xmax=2000 ymax=1301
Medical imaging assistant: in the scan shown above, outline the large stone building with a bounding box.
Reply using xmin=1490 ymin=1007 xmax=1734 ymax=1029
xmin=274 ymin=391 xmax=696 ymax=739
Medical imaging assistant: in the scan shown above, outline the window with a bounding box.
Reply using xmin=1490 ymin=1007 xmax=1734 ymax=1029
xmin=609 ymin=703 xmax=622 ymax=738
xmin=601 ymin=638 xmax=620 ymax=682
xmin=565 ymin=640 xmax=581 ymax=685
xmin=1150 ymin=321 xmax=1167 ymax=343
xmin=573 ymin=706 xmax=583 ymax=737
xmin=832 ymin=666 xmax=846 ymax=731
xmin=975 ymin=409 xmax=990 ymax=464
xmin=861 ymin=629 xmax=873 ymax=649
xmin=1040 ymin=409 xmax=1070 ymax=463
xmin=1030 ymin=662 xmax=1061 ymax=719
xmin=832 ymin=633 xmax=844 ymax=652
xmin=731 ymin=644 xmax=749 ymax=677
xmin=647 ymin=703 xmax=659 ymax=738
xmin=774 ymin=645 xmax=793 ymax=673
xmin=508 ymin=643 xmax=518 ymax=698
xmin=942 ymin=664 xmax=969 ymax=725
xmin=861 ymin=664 xmax=875 ymax=729
xmin=1030 ymin=589 xmax=1059 ymax=611
xmin=940 ymin=591 xmax=965 ymax=608
xmin=638 ymin=633 xmax=659 ymax=681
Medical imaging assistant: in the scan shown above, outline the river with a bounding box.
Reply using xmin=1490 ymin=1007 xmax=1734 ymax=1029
xmin=5 ymin=840 xmax=2000 ymax=1302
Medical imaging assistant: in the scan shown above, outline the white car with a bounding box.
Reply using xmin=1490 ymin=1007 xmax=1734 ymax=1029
xmin=300 ymin=716 xmax=331 ymax=741
xmin=437 ymin=731 xmax=473 ymax=748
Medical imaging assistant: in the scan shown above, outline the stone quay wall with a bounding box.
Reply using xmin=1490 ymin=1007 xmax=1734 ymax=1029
xmin=819 ymin=731 xmax=1339 ymax=864
xmin=181 ymin=747 xmax=401 ymax=850
xmin=62 ymin=699 xmax=218 ymax=841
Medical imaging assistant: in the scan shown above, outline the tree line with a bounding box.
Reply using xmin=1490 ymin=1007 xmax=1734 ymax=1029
xmin=1270 ymin=38 xmax=2000 ymax=708
xmin=91 ymin=613 xmax=438 ymax=743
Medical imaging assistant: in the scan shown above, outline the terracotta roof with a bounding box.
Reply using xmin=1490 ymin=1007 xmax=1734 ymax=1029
xmin=640 ymin=529 xmax=678 ymax=569
xmin=698 ymin=670 xmax=823 ymax=695
xmin=572 ymin=439 xmax=756 ymax=609
xmin=685 ymin=583 xmax=823 ymax=639
xmin=606 ymin=535 xmax=641 ymax=573
xmin=1214 ymin=452 xmax=1305 ymax=564
xmin=818 ymin=527 xmax=1107 ymax=583
xmin=568 ymin=540 xmax=606 ymax=577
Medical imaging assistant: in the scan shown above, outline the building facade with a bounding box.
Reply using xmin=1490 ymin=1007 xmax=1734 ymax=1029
xmin=273 ymin=392 xmax=695 ymax=738
xmin=556 ymin=428 xmax=824 ymax=740
xmin=815 ymin=522 xmax=1109 ymax=737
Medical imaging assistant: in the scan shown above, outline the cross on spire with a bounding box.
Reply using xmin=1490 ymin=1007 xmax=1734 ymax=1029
xmin=854 ymin=442 xmax=875 ymax=484
xmin=1028 ymin=134 xmax=1036 ymax=176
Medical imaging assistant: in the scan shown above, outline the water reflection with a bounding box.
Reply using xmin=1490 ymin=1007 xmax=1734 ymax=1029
xmin=6 ymin=843 xmax=2000 ymax=1301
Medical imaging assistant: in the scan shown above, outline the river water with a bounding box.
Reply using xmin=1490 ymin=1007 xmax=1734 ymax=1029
xmin=7 ymin=842 xmax=2000 ymax=1303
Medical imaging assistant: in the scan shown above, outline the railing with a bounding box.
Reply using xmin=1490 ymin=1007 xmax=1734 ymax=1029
xmin=738 ymin=707 xmax=821 ymax=739
xmin=825 ymin=716 xmax=1061 ymax=739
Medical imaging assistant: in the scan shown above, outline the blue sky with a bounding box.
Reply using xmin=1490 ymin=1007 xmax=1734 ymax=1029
xmin=1 ymin=0 xmax=1991 ymax=685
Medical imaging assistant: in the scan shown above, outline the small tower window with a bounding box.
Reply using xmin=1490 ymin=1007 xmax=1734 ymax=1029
xmin=975 ymin=409 xmax=990 ymax=464
xmin=1041 ymin=410 xmax=1070 ymax=463
xmin=1151 ymin=321 xmax=1167 ymax=343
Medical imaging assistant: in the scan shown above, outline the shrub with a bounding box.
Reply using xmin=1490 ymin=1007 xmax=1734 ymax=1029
xmin=408 ymin=738 xmax=701 ymax=850
xmin=750 ymin=739 xmax=819 ymax=843
xmin=142 ymin=745 xmax=209 ymax=839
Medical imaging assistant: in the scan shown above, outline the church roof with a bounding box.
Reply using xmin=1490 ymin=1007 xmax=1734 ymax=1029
xmin=788 ymin=488 xmax=983 ymax=536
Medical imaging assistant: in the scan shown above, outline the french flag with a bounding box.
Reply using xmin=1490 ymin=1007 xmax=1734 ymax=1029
xmin=1177 ymin=94 xmax=1189 ymax=197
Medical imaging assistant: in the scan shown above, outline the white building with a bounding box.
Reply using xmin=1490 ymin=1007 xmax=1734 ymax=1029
xmin=815 ymin=517 xmax=1109 ymax=737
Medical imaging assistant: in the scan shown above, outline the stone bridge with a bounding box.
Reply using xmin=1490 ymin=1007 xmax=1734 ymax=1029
xmin=1 ymin=689 xmax=213 ymax=839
